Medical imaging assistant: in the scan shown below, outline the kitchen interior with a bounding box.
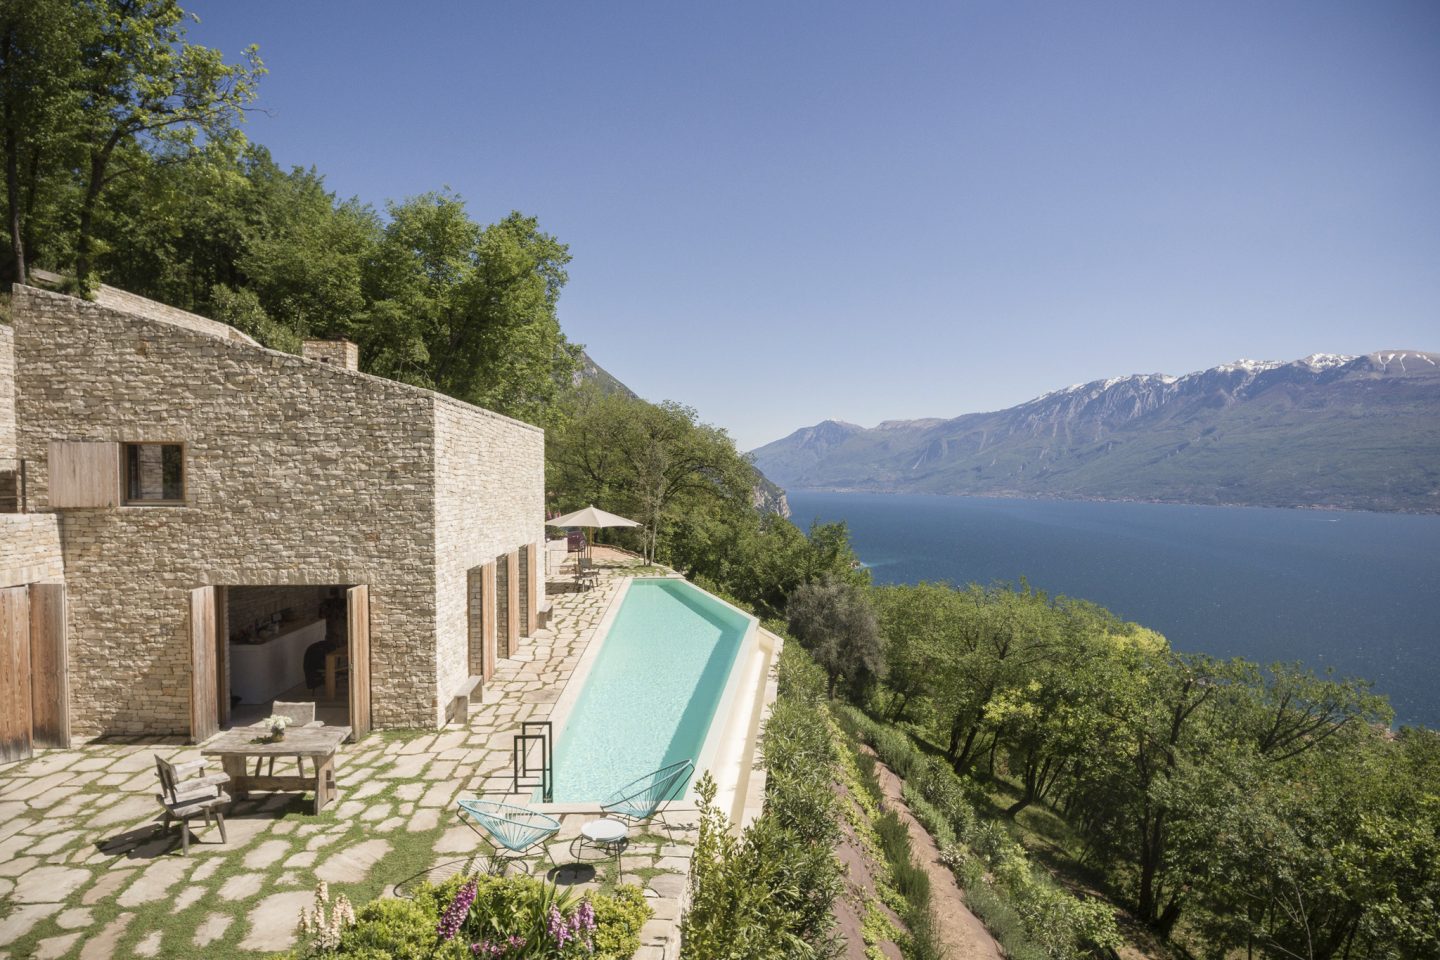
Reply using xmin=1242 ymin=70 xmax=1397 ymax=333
xmin=225 ymin=584 xmax=351 ymax=727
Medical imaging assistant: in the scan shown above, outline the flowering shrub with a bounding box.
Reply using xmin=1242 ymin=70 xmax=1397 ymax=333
xmin=282 ymin=874 xmax=649 ymax=960
xmin=297 ymin=882 xmax=357 ymax=953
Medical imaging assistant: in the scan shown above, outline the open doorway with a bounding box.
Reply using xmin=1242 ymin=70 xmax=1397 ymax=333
xmin=223 ymin=585 xmax=352 ymax=728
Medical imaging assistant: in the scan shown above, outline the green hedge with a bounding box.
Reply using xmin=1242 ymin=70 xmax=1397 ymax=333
xmin=680 ymin=642 xmax=844 ymax=959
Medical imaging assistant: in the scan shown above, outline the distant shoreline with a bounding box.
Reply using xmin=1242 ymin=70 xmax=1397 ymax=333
xmin=780 ymin=486 xmax=1440 ymax=518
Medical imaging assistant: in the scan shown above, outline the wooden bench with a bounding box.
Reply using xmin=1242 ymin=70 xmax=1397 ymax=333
xmin=448 ymin=675 xmax=483 ymax=724
xmin=536 ymin=599 xmax=553 ymax=630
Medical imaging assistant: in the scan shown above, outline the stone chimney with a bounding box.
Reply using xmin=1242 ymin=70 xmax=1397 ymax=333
xmin=302 ymin=340 xmax=359 ymax=371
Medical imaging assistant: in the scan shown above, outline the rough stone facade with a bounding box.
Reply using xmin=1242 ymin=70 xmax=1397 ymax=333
xmin=1 ymin=323 xmax=14 ymax=459
xmin=432 ymin=397 xmax=544 ymax=712
xmin=10 ymin=283 xmax=543 ymax=737
xmin=0 ymin=513 xmax=62 ymax=588
xmin=301 ymin=339 xmax=360 ymax=370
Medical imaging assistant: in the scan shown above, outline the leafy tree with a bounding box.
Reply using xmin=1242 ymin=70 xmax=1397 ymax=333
xmin=0 ymin=0 xmax=82 ymax=282
xmin=361 ymin=195 xmax=574 ymax=424
xmin=785 ymin=578 xmax=883 ymax=699
xmin=871 ymin=582 xmax=964 ymax=722
xmin=69 ymin=0 xmax=263 ymax=290
xmin=548 ymin=387 xmax=754 ymax=561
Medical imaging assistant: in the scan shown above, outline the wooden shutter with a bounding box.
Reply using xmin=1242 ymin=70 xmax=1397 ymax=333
xmin=505 ymin=552 xmax=520 ymax=657
xmin=28 ymin=583 xmax=68 ymax=748
xmin=189 ymin=586 xmax=218 ymax=743
xmin=482 ymin=562 xmax=497 ymax=681
xmin=526 ymin=542 xmax=541 ymax=636
xmin=214 ymin=587 xmax=230 ymax=727
xmin=0 ymin=587 xmax=32 ymax=763
xmin=467 ymin=567 xmax=484 ymax=678
xmin=347 ymin=585 xmax=371 ymax=740
xmin=48 ymin=441 xmax=119 ymax=508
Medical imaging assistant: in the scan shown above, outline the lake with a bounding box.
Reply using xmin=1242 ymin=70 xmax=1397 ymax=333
xmin=786 ymin=491 xmax=1440 ymax=728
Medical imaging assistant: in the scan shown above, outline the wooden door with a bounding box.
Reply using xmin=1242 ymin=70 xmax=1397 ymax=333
xmin=189 ymin=586 xmax=219 ymax=743
xmin=28 ymin=583 xmax=68 ymax=748
xmin=347 ymin=585 xmax=371 ymax=740
xmin=505 ymin=552 xmax=520 ymax=657
xmin=482 ymin=562 xmax=497 ymax=682
xmin=524 ymin=542 xmax=541 ymax=636
xmin=0 ymin=586 xmax=32 ymax=763
xmin=214 ymin=588 xmax=229 ymax=727
xmin=467 ymin=565 xmax=498 ymax=683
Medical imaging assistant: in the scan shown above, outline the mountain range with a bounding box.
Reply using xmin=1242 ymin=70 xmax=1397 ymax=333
xmin=750 ymin=351 xmax=1440 ymax=514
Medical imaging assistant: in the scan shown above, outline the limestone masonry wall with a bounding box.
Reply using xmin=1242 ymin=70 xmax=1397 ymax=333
xmin=0 ymin=513 xmax=63 ymax=588
xmin=0 ymin=324 xmax=14 ymax=460
xmin=431 ymin=396 xmax=544 ymax=721
xmin=91 ymin=284 xmax=259 ymax=346
xmin=12 ymin=284 xmax=449 ymax=735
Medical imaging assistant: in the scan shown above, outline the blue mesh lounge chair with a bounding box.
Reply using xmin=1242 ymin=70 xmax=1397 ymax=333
xmin=601 ymin=759 xmax=695 ymax=836
xmin=457 ymin=798 xmax=561 ymax=874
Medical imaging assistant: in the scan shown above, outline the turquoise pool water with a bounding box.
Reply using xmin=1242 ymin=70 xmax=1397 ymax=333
xmin=549 ymin=578 xmax=752 ymax=802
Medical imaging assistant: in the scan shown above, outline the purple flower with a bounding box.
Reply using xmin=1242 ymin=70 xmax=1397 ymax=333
xmin=437 ymin=878 xmax=477 ymax=942
xmin=548 ymin=904 xmax=570 ymax=946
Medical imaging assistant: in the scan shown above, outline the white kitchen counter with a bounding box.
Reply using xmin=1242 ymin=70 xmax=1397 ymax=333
xmin=229 ymin=618 xmax=326 ymax=705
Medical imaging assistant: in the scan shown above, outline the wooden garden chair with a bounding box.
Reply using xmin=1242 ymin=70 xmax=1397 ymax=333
xmin=259 ymin=701 xmax=325 ymax=777
xmin=153 ymin=755 xmax=230 ymax=855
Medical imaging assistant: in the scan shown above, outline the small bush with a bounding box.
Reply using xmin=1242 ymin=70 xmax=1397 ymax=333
xmin=281 ymin=874 xmax=650 ymax=960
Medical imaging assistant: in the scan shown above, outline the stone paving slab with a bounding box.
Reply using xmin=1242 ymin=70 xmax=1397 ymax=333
xmin=0 ymin=553 xmax=695 ymax=960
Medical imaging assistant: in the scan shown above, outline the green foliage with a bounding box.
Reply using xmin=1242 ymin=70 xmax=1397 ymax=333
xmin=840 ymin=704 xmax=1122 ymax=960
xmin=0 ymin=0 xmax=266 ymax=288
xmin=851 ymin=579 xmax=1434 ymax=958
xmin=681 ymin=644 xmax=843 ymax=958
xmin=547 ymin=387 xmax=754 ymax=561
xmin=1 ymin=3 xmax=575 ymax=430
xmin=282 ymin=874 xmax=649 ymax=960
xmin=362 ymin=198 xmax=575 ymax=425
xmin=589 ymin=886 xmax=651 ymax=960
xmin=786 ymin=578 xmax=883 ymax=700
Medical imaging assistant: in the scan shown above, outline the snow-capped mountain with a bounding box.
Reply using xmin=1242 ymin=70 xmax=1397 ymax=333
xmin=751 ymin=351 xmax=1440 ymax=513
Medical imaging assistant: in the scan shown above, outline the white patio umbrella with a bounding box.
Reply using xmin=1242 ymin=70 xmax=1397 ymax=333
xmin=546 ymin=505 xmax=641 ymax=530
xmin=546 ymin=505 xmax=641 ymax=562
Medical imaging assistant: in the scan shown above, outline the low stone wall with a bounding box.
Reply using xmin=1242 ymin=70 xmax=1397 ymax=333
xmin=0 ymin=513 xmax=62 ymax=587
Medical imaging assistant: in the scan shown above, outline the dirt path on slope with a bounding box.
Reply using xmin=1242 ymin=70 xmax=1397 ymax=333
xmin=867 ymin=749 xmax=1005 ymax=960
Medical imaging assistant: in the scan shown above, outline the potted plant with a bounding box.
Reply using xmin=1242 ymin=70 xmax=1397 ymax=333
xmin=264 ymin=714 xmax=293 ymax=742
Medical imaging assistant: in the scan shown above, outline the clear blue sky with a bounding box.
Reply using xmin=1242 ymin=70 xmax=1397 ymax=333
xmin=187 ymin=1 xmax=1440 ymax=450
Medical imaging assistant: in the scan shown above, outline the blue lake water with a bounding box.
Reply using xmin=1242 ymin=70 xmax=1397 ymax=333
xmin=787 ymin=491 xmax=1440 ymax=728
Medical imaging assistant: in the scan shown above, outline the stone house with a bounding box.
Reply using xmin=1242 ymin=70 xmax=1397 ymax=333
xmin=0 ymin=281 xmax=545 ymax=758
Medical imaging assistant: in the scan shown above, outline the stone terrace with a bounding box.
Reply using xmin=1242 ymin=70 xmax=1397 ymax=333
xmin=0 ymin=550 xmax=693 ymax=960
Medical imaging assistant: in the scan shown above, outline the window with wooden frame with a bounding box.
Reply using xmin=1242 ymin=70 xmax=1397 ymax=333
xmin=123 ymin=443 xmax=185 ymax=505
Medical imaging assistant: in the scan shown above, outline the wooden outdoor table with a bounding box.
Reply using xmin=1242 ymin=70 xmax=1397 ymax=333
xmin=201 ymin=724 xmax=352 ymax=814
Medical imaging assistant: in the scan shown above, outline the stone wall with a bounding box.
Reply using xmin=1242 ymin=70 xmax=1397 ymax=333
xmin=431 ymin=396 xmax=544 ymax=719
xmin=301 ymin=340 xmax=359 ymax=371
xmin=0 ymin=513 xmax=62 ymax=588
xmin=91 ymin=283 xmax=259 ymax=346
xmin=11 ymin=286 xmax=457 ymax=735
xmin=0 ymin=323 xmax=14 ymax=460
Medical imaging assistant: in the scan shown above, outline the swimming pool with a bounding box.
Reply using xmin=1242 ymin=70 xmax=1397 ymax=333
xmin=548 ymin=577 xmax=756 ymax=803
